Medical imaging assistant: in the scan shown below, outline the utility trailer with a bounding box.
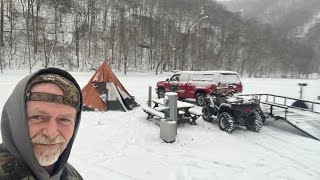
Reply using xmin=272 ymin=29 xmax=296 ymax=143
xmin=239 ymin=94 xmax=320 ymax=140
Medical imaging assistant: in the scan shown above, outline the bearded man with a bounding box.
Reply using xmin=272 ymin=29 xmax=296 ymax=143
xmin=0 ymin=67 xmax=83 ymax=179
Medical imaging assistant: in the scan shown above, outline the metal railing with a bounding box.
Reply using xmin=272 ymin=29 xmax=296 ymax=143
xmin=239 ymin=94 xmax=320 ymax=114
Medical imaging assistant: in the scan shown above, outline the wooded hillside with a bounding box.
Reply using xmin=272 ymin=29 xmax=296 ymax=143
xmin=0 ymin=0 xmax=318 ymax=78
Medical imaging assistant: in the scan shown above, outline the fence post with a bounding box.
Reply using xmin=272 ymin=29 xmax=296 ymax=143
xmin=148 ymin=86 xmax=152 ymax=107
xmin=298 ymin=83 xmax=307 ymax=99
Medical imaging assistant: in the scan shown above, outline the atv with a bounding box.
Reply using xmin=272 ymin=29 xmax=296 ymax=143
xmin=202 ymin=85 xmax=264 ymax=133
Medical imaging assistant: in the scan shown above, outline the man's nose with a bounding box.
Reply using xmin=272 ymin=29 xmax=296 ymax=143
xmin=42 ymin=119 xmax=59 ymax=139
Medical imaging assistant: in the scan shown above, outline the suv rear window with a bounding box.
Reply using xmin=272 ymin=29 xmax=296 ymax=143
xmin=190 ymin=74 xmax=214 ymax=81
xmin=179 ymin=73 xmax=189 ymax=81
xmin=220 ymin=73 xmax=241 ymax=84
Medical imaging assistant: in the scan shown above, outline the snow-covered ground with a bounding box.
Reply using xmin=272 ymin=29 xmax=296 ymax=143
xmin=0 ymin=70 xmax=320 ymax=180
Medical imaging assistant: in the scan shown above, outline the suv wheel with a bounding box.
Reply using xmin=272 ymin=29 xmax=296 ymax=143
xmin=218 ymin=112 xmax=235 ymax=133
xmin=196 ymin=93 xmax=206 ymax=106
xmin=157 ymin=88 xmax=165 ymax=99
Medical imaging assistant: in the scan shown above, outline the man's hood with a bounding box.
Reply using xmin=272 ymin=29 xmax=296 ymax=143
xmin=1 ymin=68 xmax=83 ymax=179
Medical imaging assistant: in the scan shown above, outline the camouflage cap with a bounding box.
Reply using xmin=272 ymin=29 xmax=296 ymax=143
xmin=26 ymin=73 xmax=81 ymax=111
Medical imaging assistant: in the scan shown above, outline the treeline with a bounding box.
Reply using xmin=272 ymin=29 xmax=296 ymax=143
xmin=0 ymin=0 xmax=317 ymax=77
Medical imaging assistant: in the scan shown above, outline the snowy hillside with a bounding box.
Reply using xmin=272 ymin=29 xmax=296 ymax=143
xmin=0 ymin=70 xmax=320 ymax=180
xmin=222 ymin=0 xmax=320 ymax=38
xmin=295 ymin=11 xmax=320 ymax=38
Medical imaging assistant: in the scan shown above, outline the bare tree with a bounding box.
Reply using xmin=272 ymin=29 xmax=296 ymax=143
xmin=0 ymin=0 xmax=4 ymax=72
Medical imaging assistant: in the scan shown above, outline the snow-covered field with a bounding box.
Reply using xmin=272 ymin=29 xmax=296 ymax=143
xmin=1 ymin=70 xmax=320 ymax=180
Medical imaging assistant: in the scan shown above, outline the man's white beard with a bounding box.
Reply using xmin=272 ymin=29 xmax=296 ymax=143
xmin=31 ymin=134 xmax=66 ymax=166
xmin=36 ymin=148 xmax=61 ymax=166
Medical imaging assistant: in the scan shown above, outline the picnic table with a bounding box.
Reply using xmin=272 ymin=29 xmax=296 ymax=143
xmin=142 ymin=98 xmax=202 ymax=125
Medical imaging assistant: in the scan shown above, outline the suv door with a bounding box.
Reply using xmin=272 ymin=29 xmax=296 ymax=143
xmin=176 ymin=73 xmax=189 ymax=98
xmin=168 ymin=73 xmax=189 ymax=97
xmin=169 ymin=74 xmax=180 ymax=92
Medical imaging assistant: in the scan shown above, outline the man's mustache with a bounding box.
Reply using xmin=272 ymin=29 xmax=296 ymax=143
xmin=31 ymin=134 xmax=65 ymax=145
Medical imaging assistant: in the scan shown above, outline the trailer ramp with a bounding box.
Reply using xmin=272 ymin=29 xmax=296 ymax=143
xmin=284 ymin=111 xmax=320 ymax=140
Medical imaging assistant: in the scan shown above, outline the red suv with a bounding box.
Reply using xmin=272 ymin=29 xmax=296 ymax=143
xmin=155 ymin=71 xmax=243 ymax=106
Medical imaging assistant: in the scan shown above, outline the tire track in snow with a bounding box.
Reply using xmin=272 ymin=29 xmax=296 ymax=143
xmin=251 ymin=126 xmax=320 ymax=177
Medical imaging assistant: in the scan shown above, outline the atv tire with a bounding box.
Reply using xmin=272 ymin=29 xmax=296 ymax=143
xmin=257 ymin=108 xmax=266 ymax=123
xmin=196 ymin=93 xmax=206 ymax=106
xmin=246 ymin=111 xmax=263 ymax=132
xmin=218 ymin=112 xmax=235 ymax=133
xmin=202 ymin=105 xmax=213 ymax=122
xmin=157 ymin=88 xmax=165 ymax=99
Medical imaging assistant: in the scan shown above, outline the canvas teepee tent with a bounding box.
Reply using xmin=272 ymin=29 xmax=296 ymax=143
xmin=82 ymin=62 xmax=139 ymax=112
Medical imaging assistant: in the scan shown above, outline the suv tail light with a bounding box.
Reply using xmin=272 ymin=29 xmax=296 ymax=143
xmin=238 ymin=83 xmax=243 ymax=93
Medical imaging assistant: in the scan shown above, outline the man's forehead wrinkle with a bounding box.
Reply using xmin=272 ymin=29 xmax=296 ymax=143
xmin=28 ymin=107 xmax=51 ymax=116
xmin=27 ymin=102 xmax=76 ymax=117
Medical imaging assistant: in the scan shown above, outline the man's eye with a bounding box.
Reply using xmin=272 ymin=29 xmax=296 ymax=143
xmin=59 ymin=118 xmax=72 ymax=125
xmin=30 ymin=115 xmax=45 ymax=121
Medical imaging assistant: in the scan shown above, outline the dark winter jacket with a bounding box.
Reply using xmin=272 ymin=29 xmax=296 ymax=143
xmin=0 ymin=68 xmax=83 ymax=180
